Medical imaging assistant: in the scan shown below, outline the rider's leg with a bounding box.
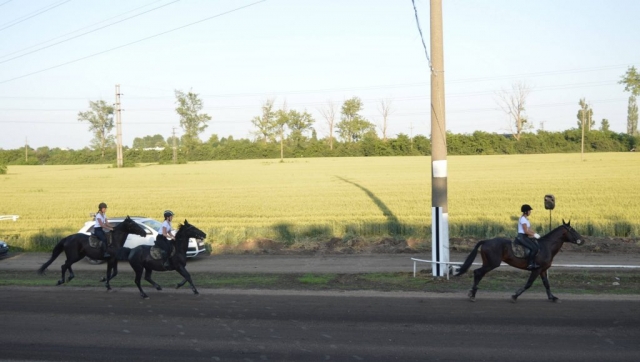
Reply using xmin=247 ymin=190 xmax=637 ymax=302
xmin=523 ymin=237 xmax=540 ymax=269
xmin=96 ymin=227 xmax=110 ymax=258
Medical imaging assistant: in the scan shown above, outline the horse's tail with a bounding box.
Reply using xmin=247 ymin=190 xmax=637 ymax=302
xmin=37 ymin=236 xmax=68 ymax=275
xmin=116 ymin=247 xmax=132 ymax=261
xmin=455 ymin=240 xmax=486 ymax=276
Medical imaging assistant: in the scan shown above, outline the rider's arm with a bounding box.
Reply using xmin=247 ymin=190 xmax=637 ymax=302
xmin=522 ymin=223 xmax=535 ymax=237
xmin=162 ymin=226 xmax=174 ymax=239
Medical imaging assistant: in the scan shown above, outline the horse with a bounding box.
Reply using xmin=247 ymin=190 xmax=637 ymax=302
xmin=117 ymin=220 xmax=207 ymax=299
xmin=455 ymin=220 xmax=584 ymax=303
xmin=37 ymin=216 xmax=147 ymax=290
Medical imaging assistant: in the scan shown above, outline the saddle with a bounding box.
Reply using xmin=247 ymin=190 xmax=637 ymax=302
xmin=89 ymin=232 xmax=113 ymax=249
xmin=511 ymin=236 xmax=531 ymax=259
xmin=150 ymin=246 xmax=176 ymax=260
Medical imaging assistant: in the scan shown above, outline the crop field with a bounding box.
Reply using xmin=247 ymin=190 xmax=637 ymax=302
xmin=0 ymin=153 xmax=638 ymax=252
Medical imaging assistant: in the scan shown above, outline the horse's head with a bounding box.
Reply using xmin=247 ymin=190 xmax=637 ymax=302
xmin=561 ymin=219 xmax=584 ymax=246
xmin=176 ymin=219 xmax=207 ymax=241
xmin=121 ymin=216 xmax=147 ymax=237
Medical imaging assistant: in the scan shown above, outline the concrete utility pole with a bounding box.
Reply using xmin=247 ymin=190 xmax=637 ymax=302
xmin=115 ymin=84 xmax=123 ymax=168
xmin=430 ymin=0 xmax=449 ymax=277
xmin=172 ymin=127 xmax=177 ymax=164
xmin=581 ymin=102 xmax=585 ymax=161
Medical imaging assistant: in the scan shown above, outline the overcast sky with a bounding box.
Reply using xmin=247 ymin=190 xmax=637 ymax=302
xmin=0 ymin=0 xmax=638 ymax=150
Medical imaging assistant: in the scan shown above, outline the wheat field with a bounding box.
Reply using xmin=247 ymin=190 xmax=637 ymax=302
xmin=0 ymin=153 xmax=638 ymax=251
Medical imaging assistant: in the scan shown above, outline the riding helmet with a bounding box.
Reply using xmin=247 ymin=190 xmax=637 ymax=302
xmin=98 ymin=202 xmax=108 ymax=210
xmin=164 ymin=210 xmax=174 ymax=219
xmin=521 ymin=204 xmax=533 ymax=213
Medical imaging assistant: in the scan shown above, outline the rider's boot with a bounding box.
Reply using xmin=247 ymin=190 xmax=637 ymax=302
xmin=161 ymin=251 xmax=172 ymax=269
xmin=527 ymin=253 xmax=540 ymax=270
xmin=102 ymin=242 xmax=111 ymax=258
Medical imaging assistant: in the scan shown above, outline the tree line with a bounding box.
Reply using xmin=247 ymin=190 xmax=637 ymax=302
xmin=1 ymin=128 xmax=637 ymax=166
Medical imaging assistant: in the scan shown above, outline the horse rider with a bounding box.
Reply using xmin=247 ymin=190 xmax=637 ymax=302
xmin=154 ymin=210 xmax=176 ymax=269
xmin=517 ymin=204 xmax=541 ymax=270
xmin=94 ymin=202 xmax=114 ymax=258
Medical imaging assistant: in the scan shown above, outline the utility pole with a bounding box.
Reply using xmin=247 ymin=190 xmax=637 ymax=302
xmin=25 ymin=137 xmax=28 ymax=163
xmin=581 ymin=101 xmax=585 ymax=161
xmin=172 ymin=127 xmax=177 ymax=164
xmin=430 ymin=0 xmax=449 ymax=277
xmin=409 ymin=122 xmax=414 ymax=151
xmin=115 ymin=84 xmax=123 ymax=168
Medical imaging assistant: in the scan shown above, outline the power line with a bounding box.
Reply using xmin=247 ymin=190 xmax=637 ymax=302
xmin=0 ymin=0 xmax=71 ymax=33
xmin=0 ymin=1 xmax=12 ymax=8
xmin=0 ymin=0 xmax=267 ymax=85
xmin=0 ymin=0 xmax=181 ymax=64
xmin=410 ymin=0 xmax=432 ymax=72
xmin=0 ymin=0 xmax=167 ymax=60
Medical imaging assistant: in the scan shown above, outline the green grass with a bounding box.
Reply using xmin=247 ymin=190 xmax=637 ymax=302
xmin=1 ymin=153 xmax=638 ymax=251
xmin=1 ymin=270 xmax=638 ymax=295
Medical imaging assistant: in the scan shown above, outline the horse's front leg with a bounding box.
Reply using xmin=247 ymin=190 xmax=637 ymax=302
xmin=511 ymin=270 xmax=541 ymax=303
xmin=104 ymin=262 xmax=113 ymax=290
xmin=144 ymin=268 xmax=162 ymax=291
xmin=176 ymin=278 xmax=188 ymax=289
xmin=175 ymin=265 xmax=198 ymax=295
xmin=540 ymin=270 xmax=559 ymax=302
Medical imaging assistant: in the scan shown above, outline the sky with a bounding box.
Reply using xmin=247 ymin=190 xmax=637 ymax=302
xmin=0 ymin=0 xmax=638 ymax=150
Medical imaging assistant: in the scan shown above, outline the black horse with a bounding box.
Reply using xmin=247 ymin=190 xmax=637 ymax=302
xmin=117 ymin=220 xmax=207 ymax=299
xmin=37 ymin=216 xmax=147 ymax=290
xmin=455 ymin=220 xmax=584 ymax=302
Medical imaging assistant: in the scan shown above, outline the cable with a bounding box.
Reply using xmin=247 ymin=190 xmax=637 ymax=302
xmin=0 ymin=0 xmax=181 ymax=65
xmin=0 ymin=0 xmax=167 ymax=60
xmin=411 ymin=0 xmax=432 ymax=72
xmin=0 ymin=1 xmax=12 ymax=8
xmin=0 ymin=0 xmax=71 ymax=32
xmin=0 ymin=0 xmax=267 ymax=85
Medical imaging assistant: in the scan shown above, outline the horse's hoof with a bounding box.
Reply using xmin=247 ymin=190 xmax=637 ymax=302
xmin=100 ymin=277 xmax=106 ymax=282
xmin=469 ymin=296 xmax=476 ymax=302
xmin=67 ymin=276 xmax=74 ymax=282
xmin=550 ymin=298 xmax=560 ymax=303
xmin=193 ymin=291 xmax=199 ymax=295
xmin=175 ymin=284 xmax=181 ymax=289
xmin=156 ymin=286 xmax=162 ymax=291
xmin=56 ymin=280 xmax=64 ymax=286
xmin=141 ymin=294 xmax=149 ymax=299
xmin=510 ymin=295 xmax=518 ymax=303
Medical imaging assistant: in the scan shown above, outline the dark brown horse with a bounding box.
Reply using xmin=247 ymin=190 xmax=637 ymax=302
xmin=37 ymin=216 xmax=147 ymax=290
xmin=455 ymin=220 xmax=584 ymax=302
xmin=117 ymin=220 xmax=207 ymax=299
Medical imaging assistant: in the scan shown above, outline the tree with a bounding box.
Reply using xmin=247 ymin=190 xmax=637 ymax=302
xmin=287 ymin=109 xmax=315 ymax=150
xmin=274 ymin=104 xmax=290 ymax=161
xmin=251 ymin=99 xmax=277 ymax=144
xmin=77 ymin=100 xmax=115 ymax=158
xmin=496 ymin=81 xmax=531 ymax=141
xmin=628 ymin=96 xmax=638 ymax=135
xmin=336 ymin=97 xmax=375 ymax=142
xmin=600 ymin=119 xmax=610 ymax=132
xmin=576 ymin=98 xmax=594 ymax=131
xmin=619 ymin=66 xmax=640 ymax=96
xmin=377 ymin=99 xmax=394 ymax=142
xmin=175 ymin=90 xmax=211 ymax=153
xmin=318 ymin=101 xmax=337 ymax=150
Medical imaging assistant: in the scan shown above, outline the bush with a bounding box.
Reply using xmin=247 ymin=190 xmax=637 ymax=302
xmin=0 ymin=163 xmax=6 ymax=174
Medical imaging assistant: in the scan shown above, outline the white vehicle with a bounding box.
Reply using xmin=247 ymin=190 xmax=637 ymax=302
xmin=78 ymin=216 xmax=206 ymax=264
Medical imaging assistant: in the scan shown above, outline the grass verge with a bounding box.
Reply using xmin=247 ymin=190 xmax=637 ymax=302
xmin=1 ymin=269 xmax=638 ymax=295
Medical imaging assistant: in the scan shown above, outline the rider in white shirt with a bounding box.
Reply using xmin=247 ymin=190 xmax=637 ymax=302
xmin=94 ymin=202 xmax=114 ymax=258
xmin=517 ymin=204 xmax=540 ymax=270
xmin=154 ymin=210 xmax=175 ymax=269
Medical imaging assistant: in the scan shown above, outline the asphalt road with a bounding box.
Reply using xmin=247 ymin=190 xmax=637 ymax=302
xmin=1 ymin=287 xmax=639 ymax=362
